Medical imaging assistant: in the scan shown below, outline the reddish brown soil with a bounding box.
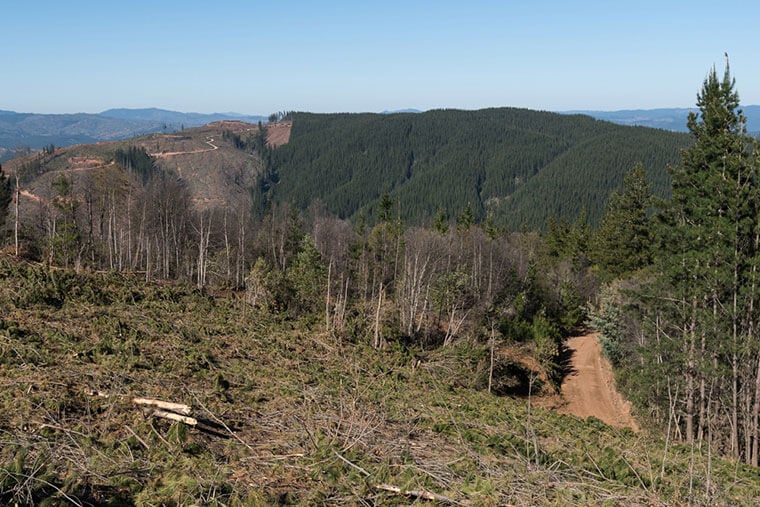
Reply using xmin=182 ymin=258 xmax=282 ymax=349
xmin=558 ymin=332 xmax=639 ymax=431
xmin=266 ymin=121 xmax=292 ymax=147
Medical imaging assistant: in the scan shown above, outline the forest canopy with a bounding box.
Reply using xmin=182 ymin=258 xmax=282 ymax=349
xmin=255 ymin=108 xmax=690 ymax=229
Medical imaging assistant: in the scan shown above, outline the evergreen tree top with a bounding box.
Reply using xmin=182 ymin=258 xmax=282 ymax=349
xmin=687 ymin=57 xmax=745 ymax=140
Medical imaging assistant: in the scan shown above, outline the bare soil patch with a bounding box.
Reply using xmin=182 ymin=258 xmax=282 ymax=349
xmin=266 ymin=121 xmax=292 ymax=147
xmin=557 ymin=332 xmax=639 ymax=431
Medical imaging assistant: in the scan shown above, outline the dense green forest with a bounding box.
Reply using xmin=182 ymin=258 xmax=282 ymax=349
xmin=256 ymin=108 xmax=690 ymax=229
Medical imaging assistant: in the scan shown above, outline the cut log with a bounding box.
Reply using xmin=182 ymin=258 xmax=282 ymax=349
xmin=374 ymin=483 xmax=459 ymax=505
xmin=132 ymin=398 xmax=192 ymax=415
xmin=148 ymin=409 xmax=198 ymax=426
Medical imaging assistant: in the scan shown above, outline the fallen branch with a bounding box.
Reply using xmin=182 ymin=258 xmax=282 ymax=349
xmin=374 ymin=483 xmax=461 ymax=505
xmin=132 ymin=398 xmax=191 ymax=415
xmin=147 ymin=409 xmax=198 ymax=426
xmin=334 ymin=450 xmax=370 ymax=477
xmin=125 ymin=425 xmax=150 ymax=450
xmin=36 ymin=422 xmax=88 ymax=438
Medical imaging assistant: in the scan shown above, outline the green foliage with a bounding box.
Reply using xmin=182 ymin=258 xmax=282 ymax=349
xmin=432 ymin=270 xmax=473 ymax=315
xmin=544 ymin=211 xmax=591 ymax=262
xmin=18 ymin=157 xmax=44 ymax=184
xmin=223 ymin=127 xmax=268 ymax=154
xmin=588 ymin=286 xmax=626 ymax=364
xmin=113 ymin=145 xmax=157 ymax=183
xmin=591 ymin=163 xmax=654 ymax=278
xmin=498 ymin=317 xmax=533 ymax=343
xmin=433 ymin=207 xmax=449 ymax=234
xmin=49 ymin=175 xmax=80 ymax=267
xmin=457 ymin=202 xmax=475 ymax=230
xmin=531 ymin=312 xmax=561 ymax=369
xmin=260 ymin=109 xmax=688 ymax=229
xmin=286 ymin=235 xmax=327 ymax=314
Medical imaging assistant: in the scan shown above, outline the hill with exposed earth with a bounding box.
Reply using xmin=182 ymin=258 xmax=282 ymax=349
xmin=5 ymin=107 xmax=690 ymax=232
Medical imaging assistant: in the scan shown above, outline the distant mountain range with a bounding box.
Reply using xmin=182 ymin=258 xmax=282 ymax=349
xmin=3 ymin=104 xmax=759 ymax=164
xmin=99 ymin=108 xmax=266 ymax=126
xmin=0 ymin=108 xmax=266 ymax=162
xmin=380 ymin=108 xmax=423 ymax=114
xmin=566 ymin=105 xmax=760 ymax=133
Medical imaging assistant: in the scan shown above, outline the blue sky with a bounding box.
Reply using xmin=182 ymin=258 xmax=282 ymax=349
xmin=3 ymin=0 xmax=759 ymax=114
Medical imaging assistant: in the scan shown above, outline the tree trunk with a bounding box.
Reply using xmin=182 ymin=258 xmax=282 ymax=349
xmin=325 ymin=258 xmax=332 ymax=333
xmin=752 ymin=353 xmax=760 ymax=466
xmin=374 ymin=282 xmax=384 ymax=349
xmin=14 ymin=173 xmax=19 ymax=256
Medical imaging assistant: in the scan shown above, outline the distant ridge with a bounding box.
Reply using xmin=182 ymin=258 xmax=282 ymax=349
xmin=0 ymin=108 xmax=267 ymax=161
xmin=99 ymin=108 xmax=266 ymax=126
xmin=566 ymin=105 xmax=760 ymax=133
xmin=380 ymin=108 xmax=423 ymax=114
xmin=261 ymin=108 xmax=691 ymax=230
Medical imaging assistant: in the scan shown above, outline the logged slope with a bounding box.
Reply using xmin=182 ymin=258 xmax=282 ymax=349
xmin=260 ymin=109 xmax=690 ymax=228
xmin=1 ymin=255 xmax=758 ymax=505
xmin=5 ymin=121 xmax=266 ymax=211
xmin=0 ymin=108 xmax=268 ymax=158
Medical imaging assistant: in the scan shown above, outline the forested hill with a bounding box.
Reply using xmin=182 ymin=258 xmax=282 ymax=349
xmin=260 ymin=108 xmax=691 ymax=229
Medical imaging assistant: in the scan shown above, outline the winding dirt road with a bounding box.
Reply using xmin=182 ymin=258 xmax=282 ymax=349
xmin=558 ymin=332 xmax=639 ymax=432
xmin=151 ymin=137 xmax=219 ymax=158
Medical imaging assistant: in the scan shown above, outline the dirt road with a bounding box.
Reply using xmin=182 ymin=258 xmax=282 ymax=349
xmin=152 ymin=137 xmax=219 ymax=158
xmin=559 ymin=332 xmax=639 ymax=431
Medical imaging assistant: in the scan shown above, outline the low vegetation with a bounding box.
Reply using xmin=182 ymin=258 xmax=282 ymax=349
xmin=1 ymin=254 xmax=758 ymax=505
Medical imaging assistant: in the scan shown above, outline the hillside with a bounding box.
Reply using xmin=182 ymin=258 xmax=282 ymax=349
xmin=4 ymin=120 xmax=275 ymax=213
xmin=100 ymin=108 xmax=266 ymax=127
xmin=258 ymin=109 xmax=691 ymax=229
xmin=0 ymin=109 xmax=268 ymax=162
xmin=0 ymin=110 xmax=165 ymax=161
xmin=4 ymin=107 xmax=691 ymax=232
xmin=1 ymin=253 xmax=757 ymax=505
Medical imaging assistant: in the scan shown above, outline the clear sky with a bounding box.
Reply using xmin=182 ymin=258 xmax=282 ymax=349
xmin=3 ymin=0 xmax=759 ymax=115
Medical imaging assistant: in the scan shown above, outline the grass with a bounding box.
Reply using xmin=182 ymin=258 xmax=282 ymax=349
xmin=0 ymin=253 xmax=758 ymax=505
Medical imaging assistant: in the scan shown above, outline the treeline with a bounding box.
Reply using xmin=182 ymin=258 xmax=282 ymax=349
xmin=590 ymin=64 xmax=760 ymax=467
xmin=222 ymin=126 xmax=268 ymax=154
xmin=254 ymin=108 xmax=689 ymax=229
xmin=113 ymin=146 xmax=157 ymax=184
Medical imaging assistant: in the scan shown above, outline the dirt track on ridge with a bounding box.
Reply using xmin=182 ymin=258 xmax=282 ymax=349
xmin=558 ymin=332 xmax=639 ymax=432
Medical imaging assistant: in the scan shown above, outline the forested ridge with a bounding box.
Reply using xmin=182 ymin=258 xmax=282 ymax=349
xmin=257 ymin=108 xmax=690 ymax=228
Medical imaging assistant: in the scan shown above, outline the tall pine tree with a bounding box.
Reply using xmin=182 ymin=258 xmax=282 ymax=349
xmin=654 ymin=59 xmax=760 ymax=461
